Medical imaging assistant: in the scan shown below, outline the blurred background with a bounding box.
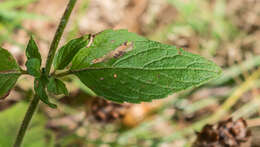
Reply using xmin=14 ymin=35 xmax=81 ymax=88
xmin=0 ymin=0 xmax=260 ymax=146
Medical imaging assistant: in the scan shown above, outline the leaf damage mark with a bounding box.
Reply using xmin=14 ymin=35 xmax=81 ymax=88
xmin=86 ymin=30 xmax=107 ymax=48
xmin=86 ymin=34 xmax=95 ymax=48
xmin=0 ymin=70 xmax=21 ymax=75
xmin=178 ymin=48 xmax=183 ymax=55
xmin=92 ymin=41 xmax=134 ymax=64
xmin=113 ymin=74 xmax=117 ymax=78
xmin=0 ymin=90 xmax=11 ymax=100
xmin=8 ymin=56 xmax=13 ymax=61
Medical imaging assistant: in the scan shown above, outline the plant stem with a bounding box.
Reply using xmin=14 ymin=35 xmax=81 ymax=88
xmin=13 ymin=96 xmax=39 ymax=147
xmin=54 ymin=70 xmax=74 ymax=77
xmin=14 ymin=0 xmax=77 ymax=146
xmin=45 ymin=0 xmax=77 ymax=75
xmin=20 ymin=69 xmax=29 ymax=75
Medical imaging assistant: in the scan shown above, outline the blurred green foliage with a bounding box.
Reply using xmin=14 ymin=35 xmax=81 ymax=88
xmin=0 ymin=103 xmax=54 ymax=147
xmin=151 ymin=0 xmax=239 ymax=55
xmin=0 ymin=0 xmax=45 ymax=46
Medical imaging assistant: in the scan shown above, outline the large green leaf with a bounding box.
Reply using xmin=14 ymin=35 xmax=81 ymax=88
xmin=53 ymin=35 xmax=89 ymax=70
xmin=0 ymin=103 xmax=54 ymax=147
xmin=0 ymin=47 xmax=20 ymax=99
xmin=71 ymin=30 xmax=222 ymax=103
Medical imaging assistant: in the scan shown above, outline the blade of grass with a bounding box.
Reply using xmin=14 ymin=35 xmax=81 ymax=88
xmin=209 ymin=56 xmax=260 ymax=86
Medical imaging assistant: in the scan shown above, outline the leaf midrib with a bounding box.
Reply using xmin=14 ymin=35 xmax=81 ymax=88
xmin=0 ymin=70 xmax=21 ymax=75
xmin=71 ymin=66 xmax=220 ymax=73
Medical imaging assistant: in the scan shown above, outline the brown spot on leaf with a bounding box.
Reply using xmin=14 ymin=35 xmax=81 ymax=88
xmin=113 ymin=50 xmax=125 ymax=58
xmin=1 ymin=90 xmax=11 ymax=100
xmin=0 ymin=70 xmax=20 ymax=74
xmin=178 ymin=48 xmax=182 ymax=55
xmin=113 ymin=74 xmax=117 ymax=78
xmin=100 ymin=77 xmax=104 ymax=80
xmin=92 ymin=42 xmax=133 ymax=64
xmin=8 ymin=56 xmax=13 ymax=61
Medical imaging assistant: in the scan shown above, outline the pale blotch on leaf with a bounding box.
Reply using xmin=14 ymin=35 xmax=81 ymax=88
xmin=86 ymin=34 xmax=95 ymax=48
xmin=91 ymin=42 xmax=133 ymax=64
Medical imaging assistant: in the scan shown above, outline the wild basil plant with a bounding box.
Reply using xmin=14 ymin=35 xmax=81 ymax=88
xmin=0 ymin=0 xmax=222 ymax=146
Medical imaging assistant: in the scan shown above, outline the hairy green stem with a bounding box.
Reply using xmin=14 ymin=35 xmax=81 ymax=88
xmin=45 ymin=0 xmax=77 ymax=75
xmin=14 ymin=0 xmax=77 ymax=146
xmin=13 ymin=96 xmax=39 ymax=147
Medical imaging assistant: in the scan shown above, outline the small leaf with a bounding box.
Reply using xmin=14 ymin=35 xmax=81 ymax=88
xmin=53 ymin=35 xmax=90 ymax=70
xmin=0 ymin=75 xmax=19 ymax=99
xmin=34 ymin=75 xmax=57 ymax=108
xmin=47 ymin=77 xmax=68 ymax=96
xmin=0 ymin=47 xmax=20 ymax=99
xmin=71 ymin=30 xmax=222 ymax=103
xmin=25 ymin=58 xmax=41 ymax=78
xmin=26 ymin=36 xmax=41 ymax=63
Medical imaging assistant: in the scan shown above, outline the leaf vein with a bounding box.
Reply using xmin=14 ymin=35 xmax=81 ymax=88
xmin=119 ymin=70 xmax=175 ymax=90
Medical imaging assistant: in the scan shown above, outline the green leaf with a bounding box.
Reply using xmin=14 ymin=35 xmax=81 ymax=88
xmin=53 ymin=35 xmax=90 ymax=70
xmin=34 ymin=75 xmax=57 ymax=108
xmin=0 ymin=102 xmax=54 ymax=147
xmin=26 ymin=36 xmax=41 ymax=63
xmin=0 ymin=47 xmax=20 ymax=99
xmin=71 ymin=30 xmax=222 ymax=103
xmin=47 ymin=77 xmax=69 ymax=96
xmin=26 ymin=58 xmax=41 ymax=78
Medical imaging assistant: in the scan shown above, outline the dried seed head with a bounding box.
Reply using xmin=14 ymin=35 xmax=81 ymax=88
xmin=90 ymin=98 xmax=131 ymax=123
xmin=193 ymin=117 xmax=251 ymax=147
